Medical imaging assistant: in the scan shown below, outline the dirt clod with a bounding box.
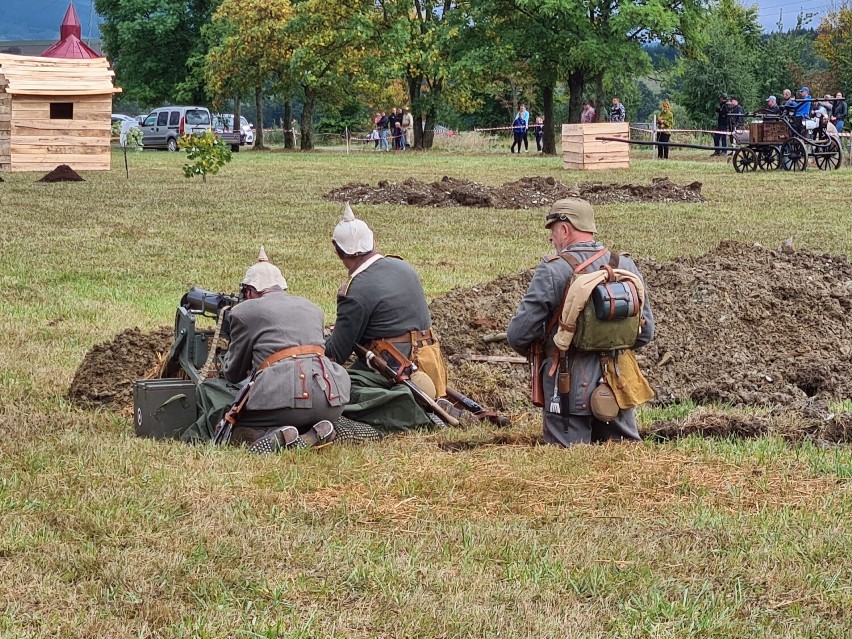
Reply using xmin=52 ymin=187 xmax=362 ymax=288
xmin=37 ymin=164 xmax=84 ymax=183
xmin=325 ymin=176 xmax=704 ymax=208
xmin=68 ymin=327 xmax=173 ymax=409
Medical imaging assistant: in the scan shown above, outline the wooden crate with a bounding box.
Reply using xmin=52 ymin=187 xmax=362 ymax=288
xmin=562 ymin=122 xmax=629 ymax=171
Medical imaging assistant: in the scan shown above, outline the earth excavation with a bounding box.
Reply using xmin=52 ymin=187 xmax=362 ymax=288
xmin=69 ymin=241 xmax=852 ymax=443
xmin=37 ymin=164 xmax=85 ymax=183
xmin=324 ymin=176 xmax=705 ymax=208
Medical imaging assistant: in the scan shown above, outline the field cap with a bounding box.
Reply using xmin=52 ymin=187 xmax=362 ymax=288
xmin=242 ymin=246 xmax=288 ymax=292
xmin=333 ymin=201 xmax=374 ymax=255
xmin=766 ymin=95 xmax=776 ymax=102
xmin=799 ymin=86 xmax=810 ymax=93
xmin=545 ymin=198 xmax=596 ymax=233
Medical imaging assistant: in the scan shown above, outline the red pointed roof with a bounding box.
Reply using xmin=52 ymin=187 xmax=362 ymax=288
xmin=42 ymin=3 xmax=100 ymax=59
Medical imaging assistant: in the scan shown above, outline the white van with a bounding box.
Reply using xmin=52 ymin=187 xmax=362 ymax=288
xmin=141 ymin=106 xmax=212 ymax=151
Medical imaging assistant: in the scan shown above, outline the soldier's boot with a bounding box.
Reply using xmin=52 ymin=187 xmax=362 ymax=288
xmin=333 ymin=416 xmax=383 ymax=445
xmin=300 ymin=419 xmax=337 ymax=448
xmin=248 ymin=425 xmax=307 ymax=454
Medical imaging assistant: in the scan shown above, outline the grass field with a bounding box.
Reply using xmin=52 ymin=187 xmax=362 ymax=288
xmin=1 ymin=148 xmax=851 ymax=638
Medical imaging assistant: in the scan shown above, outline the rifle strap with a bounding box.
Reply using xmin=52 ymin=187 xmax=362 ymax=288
xmin=545 ymin=247 xmax=608 ymax=336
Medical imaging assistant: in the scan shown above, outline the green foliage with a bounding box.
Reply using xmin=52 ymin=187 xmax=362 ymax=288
xmin=816 ymin=2 xmax=852 ymax=91
xmin=177 ymin=130 xmax=232 ymax=182
xmin=94 ymin=0 xmax=222 ymax=104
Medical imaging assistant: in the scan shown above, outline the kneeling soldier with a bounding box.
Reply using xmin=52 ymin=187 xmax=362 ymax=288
xmin=326 ymin=203 xmax=449 ymax=432
xmin=183 ymin=248 xmax=351 ymax=452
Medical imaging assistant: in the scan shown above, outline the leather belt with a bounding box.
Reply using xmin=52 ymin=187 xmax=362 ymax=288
xmin=257 ymin=344 xmax=325 ymax=371
xmin=376 ymin=328 xmax=435 ymax=348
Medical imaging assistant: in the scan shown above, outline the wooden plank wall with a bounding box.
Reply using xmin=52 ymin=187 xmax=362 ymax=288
xmin=0 ymin=81 xmax=10 ymax=173
xmin=562 ymin=122 xmax=630 ymax=171
xmin=9 ymin=94 xmax=111 ymax=172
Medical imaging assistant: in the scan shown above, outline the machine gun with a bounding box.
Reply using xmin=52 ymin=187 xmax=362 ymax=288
xmin=160 ymin=287 xmax=239 ymax=384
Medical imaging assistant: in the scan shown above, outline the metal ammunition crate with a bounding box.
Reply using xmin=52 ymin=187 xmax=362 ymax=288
xmin=133 ymin=379 xmax=197 ymax=439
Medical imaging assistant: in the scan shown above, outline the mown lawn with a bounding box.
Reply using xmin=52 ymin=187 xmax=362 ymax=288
xmin=0 ymin=147 xmax=850 ymax=638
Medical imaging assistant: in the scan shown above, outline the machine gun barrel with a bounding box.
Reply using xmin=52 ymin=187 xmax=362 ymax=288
xmin=181 ymin=287 xmax=238 ymax=317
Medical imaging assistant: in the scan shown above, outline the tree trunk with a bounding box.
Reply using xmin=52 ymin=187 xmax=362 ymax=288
xmin=593 ymin=74 xmax=604 ymax=121
xmin=283 ymin=99 xmax=294 ymax=149
xmin=301 ymin=87 xmax=316 ymax=151
xmin=422 ymin=104 xmax=437 ymax=149
xmin=421 ymin=81 xmax=442 ymax=150
xmin=567 ymin=70 xmax=585 ymax=124
xmin=233 ymin=96 xmax=241 ymax=134
xmin=254 ymin=87 xmax=265 ymax=149
xmin=407 ymin=74 xmax=423 ymax=149
xmin=543 ymin=84 xmax=556 ymax=156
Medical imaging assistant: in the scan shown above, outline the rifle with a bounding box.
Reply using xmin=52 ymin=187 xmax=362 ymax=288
xmin=353 ymin=343 xmax=460 ymax=427
xmin=445 ymin=387 xmax=511 ymax=428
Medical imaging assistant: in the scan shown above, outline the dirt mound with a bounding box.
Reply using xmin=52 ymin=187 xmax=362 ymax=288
xmin=37 ymin=164 xmax=84 ymax=183
xmin=646 ymin=400 xmax=852 ymax=444
xmin=324 ymin=176 xmax=704 ymax=208
xmin=68 ymin=327 xmax=173 ymax=410
xmin=432 ymin=240 xmax=852 ymax=409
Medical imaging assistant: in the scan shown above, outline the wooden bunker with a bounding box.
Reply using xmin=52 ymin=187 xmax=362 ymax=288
xmin=0 ymin=53 xmax=121 ymax=172
xmin=562 ymin=122 xmax=630 ymax=170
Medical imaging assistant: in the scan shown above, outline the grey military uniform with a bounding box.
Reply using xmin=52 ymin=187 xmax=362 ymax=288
xmin=326 ymin=255 xmax=432 ymax=365
xmin=326 ymin=254 xmax=434 ymax=432
xmin=507 ymin=241 xmax=655 ymax=446
xmin=224 ymin=291 xmax=350 ymax=437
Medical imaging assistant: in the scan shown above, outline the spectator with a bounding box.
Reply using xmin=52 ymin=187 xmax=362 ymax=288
xmin=581 ymin=101 xmax=596 ymax=123
xmin=713 ymin=94 xmax=730 ymax=156
xmin=370 ymin=127 xmax=380 ymax=149
xmin=388 ymin=107 xmax=403 ymax=149
xmin=792 ymin=87 xmax=813 ymax=135
xmin=533 ymin=116 xmax=544 ymax=153
xmin=656 ymin=100 xmax=673 ymax=159
xmin=728 ymin=97 xmax=744 ymax=154
xmin=761 ymin=95 xmax=781 ymax=116
xmin=515 ymin=104 xmax=530 ymax=151
xmin=609 ymin=97 xmax=626 ymax=123
xmin=401 ymin=108 xmax=414 ymax=148
xmin=833 ymin=92 xmax=847 ymax=133
xmin=510 ymin=112 xmax=526 ymax=153
xmin=378 ymin=111 xmax=390 ymax=151
xmin=394 ymin=121 xmax=405 ymax=150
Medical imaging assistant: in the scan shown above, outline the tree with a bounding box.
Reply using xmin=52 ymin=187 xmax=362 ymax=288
xmin=205 ymin=0 xmax=296 ymax=149
xmin=94 ymin=0 xmax=221 ymax=104
xmin=283 ymin=0 xmax=378 ymax=150
xmin=178 ymin=130 xmax=233 ymax=182
xmin=669 ymin=0 xmax=764 ymax=125
xmin=816 ymin=2 xmax=852 ymax=92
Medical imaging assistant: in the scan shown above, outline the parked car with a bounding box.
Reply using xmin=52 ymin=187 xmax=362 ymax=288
xmin=135 ymin=114 xmax=147 ymax=126
xmin=140 ymin=106 xmax=213 ymax=151
xmin=213 ymin=113 xmax=255 ymax=145
xmin=111 ymin=113 xmax=140 ymax=132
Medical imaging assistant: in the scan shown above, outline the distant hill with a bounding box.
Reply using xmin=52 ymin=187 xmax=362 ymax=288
xmin=0 ymin=1 xmax=100 ymax=41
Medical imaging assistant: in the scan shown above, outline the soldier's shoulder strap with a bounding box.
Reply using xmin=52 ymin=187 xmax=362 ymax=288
xmin=543 ymin=254 xmax=561 ymax=263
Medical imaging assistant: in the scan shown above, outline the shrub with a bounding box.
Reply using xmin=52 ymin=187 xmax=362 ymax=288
xmin=178 ymin=131 xmax=233 ymax=182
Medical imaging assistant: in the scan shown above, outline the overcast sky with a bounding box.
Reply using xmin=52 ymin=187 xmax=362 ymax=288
xmin=751 ymin=0 xmax=830 ymax=31
xmin=0 ymin=0 xmax=835 ymax=40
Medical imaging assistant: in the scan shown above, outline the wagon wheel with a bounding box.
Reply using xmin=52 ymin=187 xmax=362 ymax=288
xmin=732 ymin=148 xmax=758 ymax=173
xmin=757 ymin=146 xmax=781 ymax=171
xmin=781 ymin=138 xmax=808 ymax=171
xmin=813 ymin=138 xmax=842 ymax=171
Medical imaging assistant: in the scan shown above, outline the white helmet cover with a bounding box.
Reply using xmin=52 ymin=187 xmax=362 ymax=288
xmin=242 ymin=246 xmax=288 ymax=292
xmin=333 ymin=201 xmax=374 ymax=255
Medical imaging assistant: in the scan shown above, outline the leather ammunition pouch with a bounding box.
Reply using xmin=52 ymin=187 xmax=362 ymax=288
xmin=368 ymin=328 xmax=447 ymax=397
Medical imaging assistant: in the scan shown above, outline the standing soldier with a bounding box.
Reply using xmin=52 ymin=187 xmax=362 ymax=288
xmin=507 ymin=199 xmax=655 ymax=447
xmin=326 ymin=203 xmax=449 ymax=432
